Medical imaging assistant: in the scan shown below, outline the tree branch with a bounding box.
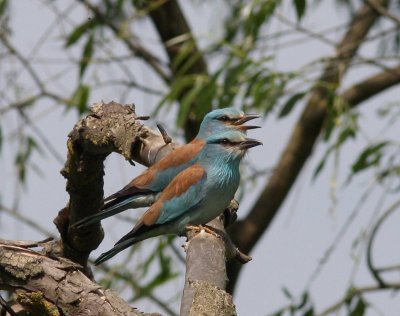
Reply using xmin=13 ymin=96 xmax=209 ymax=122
xmin=0 ymin=240 xmax=159 ymax=316
xmin=49 ymin=101 xmax=238 ymax=314
xmin=344 ymin=65 xmax=400 ymax=106
xmin=144 ymin=0 xmax=210 ymax=140
xmin=227 ymin=0 xmax=391 ymax=293
xmin=180 ymin=218 xmax=236 ymax=316
xmin=78 ymin=0 xmax=170 ymax=83
xmin=317 ymin=283 xmax=400 ymax=316
xmin=366 ymin=199 xmax=400 ymax=287
xmin=54 ymin=101 xmax=178 ymax=267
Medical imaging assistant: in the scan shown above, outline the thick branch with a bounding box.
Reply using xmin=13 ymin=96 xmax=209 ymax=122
xmin=180 ymin=218 xmax=235 ymax=316
xmin=145 ymin=0 xmax=210 ymax=140
xmin=227 ymin=0 xmax=390 ymax=293
xmin=0 ymin=240 xmax=158 ymax=316
xmin=54 ymin=102 xmax=178 ymax=267
xmin=344 ymin=65 xmax=400 ymax=106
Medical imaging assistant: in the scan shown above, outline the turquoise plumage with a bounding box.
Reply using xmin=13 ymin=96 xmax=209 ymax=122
xmin=95 ymin=130 xmax=262 ymax=264
xmin=73 ymin=108 xmax=259 ymax=229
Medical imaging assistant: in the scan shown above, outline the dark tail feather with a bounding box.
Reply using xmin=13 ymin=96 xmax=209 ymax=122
xmin=94 ymin=238 xmax=138 ymax=265
xmin=72 ymin=198 xmax=133 ymax=229
xmin=95 ymin=224 xmax=165 ymax=264
xmin=115 ymin=223 xmax=161 ymax=245
xmin=72 ymin=194 xmax=158 ymax=229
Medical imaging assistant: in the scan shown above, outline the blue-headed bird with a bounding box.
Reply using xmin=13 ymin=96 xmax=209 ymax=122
xmin=73 ymin=108 xmax=259 ymax=229
xmin=94 ymin=130 xmax=262 ymax=264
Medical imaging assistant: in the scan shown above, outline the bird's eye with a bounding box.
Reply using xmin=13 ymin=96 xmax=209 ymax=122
xmin=221 ymin=138 xmax=230 ymax=144
xmin=218 ymin=116 xmax=229 ymax=121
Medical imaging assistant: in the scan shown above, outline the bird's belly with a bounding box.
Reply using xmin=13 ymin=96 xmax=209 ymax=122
xmin=187 ymin=190 xmax=234 ymax=226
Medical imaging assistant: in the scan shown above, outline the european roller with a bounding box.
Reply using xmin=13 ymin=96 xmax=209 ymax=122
xmin=73 ymin=108 xmax=259 ymax=229
xmin=95 ymin=130 xmax=262 ymax=264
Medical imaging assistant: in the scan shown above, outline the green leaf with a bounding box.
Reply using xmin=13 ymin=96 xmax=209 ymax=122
xmin=351 ymin=299 xmax=366 ymax=316
xmin=297 ymin=292 xmax=309 ymax=309
xmin=244 ymin=1 xmax=276 ymax=40
xmin=176 ymin=78 xmax=205 ymax=128
xmin=279 ymin=92 xmax=306 ymax=118
xmin=293 ymin=0 xmax=307 ymax=21
xmin=65 ymin=20 xmax=97 ymax=47
xmin=270 ymin=310 xmax=284 ymax=316
xmin=68 ymin=85 xmax=90 ymax=114
xmin=303 ymin=307 xmax=314 ymax=316
xmin=0 ymin=0 xmax=8 ymax=16
xmin=336 ymin=126 xmax=356 ymax=146
xmin=351 ymin=142 xmax=389 ymax=174
xmin=282 ymin=287 xmax=294 ymax=300
xmin=349 ymin=296 xmax=367 ymax=316
xmin=14 ymin=136 xmax=42 ymax=184
xmin=139 ymin=239 xmax=179 ymax=297
xmin=79 ymin=34 xmax=94 ymax=79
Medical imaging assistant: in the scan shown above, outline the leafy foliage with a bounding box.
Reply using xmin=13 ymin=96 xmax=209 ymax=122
xmin=1 ymin=0 xmax=400 ymax=314
xmin=14 ymin=136 xmax=43 ymax=184
xmin=68 ymin=85 xmax=90 ymax=114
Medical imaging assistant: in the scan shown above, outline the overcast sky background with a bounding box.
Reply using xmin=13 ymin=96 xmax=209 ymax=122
xmin=1 ymin=1 xmax=400 ymax=315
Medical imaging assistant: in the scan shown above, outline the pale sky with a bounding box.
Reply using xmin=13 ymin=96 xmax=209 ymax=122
xmin=1 ymin=1 xmax=400 ymax=315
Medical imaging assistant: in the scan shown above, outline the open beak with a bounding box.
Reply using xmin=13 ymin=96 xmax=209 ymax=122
xmin=238 ymin=125 xmax=261 ymax=131
xmin=234 ymin=113 xmax=260 ymax=125
xmin=233 ymin=113 xmax=261 ymax=130
xmin=238 ymin=138 xmax=263 ymax=149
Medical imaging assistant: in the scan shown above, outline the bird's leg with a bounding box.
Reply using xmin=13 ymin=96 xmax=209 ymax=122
xmin=185 ymin=224 xmax=222 ymax=239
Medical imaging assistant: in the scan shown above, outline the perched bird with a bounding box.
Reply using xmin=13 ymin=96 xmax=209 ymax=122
xmin=95 ymin=130 xmax=262 ymax=264
xmin=73 ymin=108 xmax=260 ymax=229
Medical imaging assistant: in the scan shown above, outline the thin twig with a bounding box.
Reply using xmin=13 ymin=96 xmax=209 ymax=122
xmin=0 ymin=293 xmax=17 ymax=316
xmin=157 ymin=124 xmax=172 ymax=144
xmin=0 ymin=204 xmax=55 ymax=238
xmin=0 ymin=34 xmax=45 ymax=92
xmin=366 ymin=0 xmax=400 ymax=26
xmin=366 ymin=198 xmax=400 ymax=287
xmin=306 ymin=182 xmax=375 ymax=287
xmin=97 ymin=262 xmax=178 ymax=316
xmin=18 ymin=109 xmax=65 ymax=164
xmin=77 ymin=0 xmax=170 ymax=83
xmin=317 ymin=282 xmax=400 ymax=316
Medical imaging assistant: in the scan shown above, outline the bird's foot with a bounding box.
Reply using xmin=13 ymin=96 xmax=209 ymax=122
xmin=186 ymin=225 xmax=222 ymax=239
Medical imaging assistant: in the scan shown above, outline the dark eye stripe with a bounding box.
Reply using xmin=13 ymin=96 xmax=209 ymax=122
xmin=217 ymin=116 xmax=236 ymax=122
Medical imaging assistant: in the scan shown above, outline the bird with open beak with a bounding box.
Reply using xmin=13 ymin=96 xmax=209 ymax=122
xmin=73 ymin=108 xmax=260 ymax=229
xmin=95 ymin=129 xmax=262 ymax=264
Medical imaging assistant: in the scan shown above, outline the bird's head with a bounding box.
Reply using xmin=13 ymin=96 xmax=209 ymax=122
xmin=205 ymin=130 xmax=262 ymax=161
xmin=197 ymin=108 xmax=260 ymax=139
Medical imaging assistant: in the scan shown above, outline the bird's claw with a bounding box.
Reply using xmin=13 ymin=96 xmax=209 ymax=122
xmin=186 ymin=225 xmax=222 ymax=239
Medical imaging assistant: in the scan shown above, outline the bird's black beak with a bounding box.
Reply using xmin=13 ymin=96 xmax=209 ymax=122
xmin=239 ymin=138 xmax=263 ymax=149
xmin=238 ymin=125 xmax=261 ymax=131
xmin=233 ymin=113 xmax=261 ymax=130
xmin=233 ymin=113 xmax=260 ymax=125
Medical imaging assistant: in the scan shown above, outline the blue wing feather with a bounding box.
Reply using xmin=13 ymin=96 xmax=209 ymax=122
xmin=155 ymin=172 xmax=207 ymax=224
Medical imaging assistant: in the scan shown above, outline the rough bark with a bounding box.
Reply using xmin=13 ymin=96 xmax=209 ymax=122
xmin=0 ymin=240 xmax=159 ymax=316
xmin=1 ymin=101 xmax=239 ymax=315
xmin=227 ymin=0 xmax=391 ymax=293
xmin=180 ymin=218 xmax=234 ymax=316
xmin=54 ymin=101 xmax=178 ymax=268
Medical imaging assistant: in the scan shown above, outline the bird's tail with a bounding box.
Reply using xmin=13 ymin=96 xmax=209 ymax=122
xmin=72 ymin=194 xmax=158 ymax=229
xmin=94 ymin=225 xmax=165 ymax=265
xmin=94 ymin=238 xmax=138 ymax=265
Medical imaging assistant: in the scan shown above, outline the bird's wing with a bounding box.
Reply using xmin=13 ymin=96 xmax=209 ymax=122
xmin=115 ymin=163 xmax=207 ymax=245
xmin=103 ymin=139 xmax=205 ymax=204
